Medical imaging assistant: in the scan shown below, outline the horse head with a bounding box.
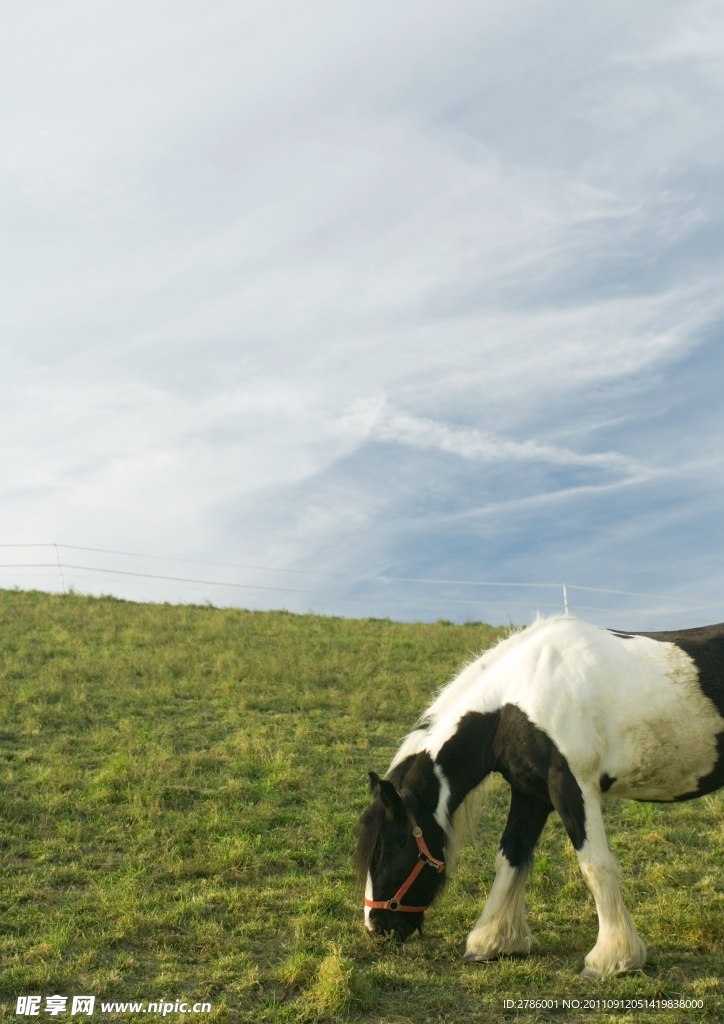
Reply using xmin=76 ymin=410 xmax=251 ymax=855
xmin=355 ymin=770 xmax=447 ymax=941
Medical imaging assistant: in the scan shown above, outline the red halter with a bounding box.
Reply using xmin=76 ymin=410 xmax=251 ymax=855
xmin=364 ymin=800 xmax=446 ymax=914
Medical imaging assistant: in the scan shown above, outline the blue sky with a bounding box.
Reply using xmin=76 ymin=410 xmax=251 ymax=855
xmin=2 ymin=0 xmax=723 ymax=626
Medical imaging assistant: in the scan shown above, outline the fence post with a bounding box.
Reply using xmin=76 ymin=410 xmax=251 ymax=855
xmin=562 ymin=584 xmax=569 ymax=614
xmin=54 ymin=543 xmax=66 ymax=594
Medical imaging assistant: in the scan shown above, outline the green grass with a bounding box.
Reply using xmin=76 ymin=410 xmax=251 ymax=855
xmin=0 ymin=589 xmax=723 ymax=1024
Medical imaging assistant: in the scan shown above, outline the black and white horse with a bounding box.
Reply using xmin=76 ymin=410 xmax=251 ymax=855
xmin=355 ymin=616 xmax=724 ymax=976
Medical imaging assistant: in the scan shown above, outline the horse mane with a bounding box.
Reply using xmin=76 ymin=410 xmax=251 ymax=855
xmin=356 ymin=752 xmax=430 ymax=883
xmin=446 ymin=773 xmax=499 ymax=872
xmin=419 ymin=615 xmax=563 ymax=728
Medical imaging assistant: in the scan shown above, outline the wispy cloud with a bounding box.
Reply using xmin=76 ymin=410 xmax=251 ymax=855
xmin=362 ymin=401 xmax=653 ymax=478
xmin=1 ymin=1 xmax=723 ymax=625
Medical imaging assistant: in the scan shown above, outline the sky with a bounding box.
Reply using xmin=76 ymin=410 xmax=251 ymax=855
xmin=2 ymin=0 xmax=724 ymax=627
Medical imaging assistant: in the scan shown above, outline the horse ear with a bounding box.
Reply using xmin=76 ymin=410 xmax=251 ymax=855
xmin=377 ymin=779 xmax=407 ymax=822
xmin=368 ymin=771 xmax=382 ymax=794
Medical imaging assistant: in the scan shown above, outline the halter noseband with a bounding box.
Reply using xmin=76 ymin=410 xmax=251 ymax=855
xmin=364 ymin=796 xmax=446 ymax=914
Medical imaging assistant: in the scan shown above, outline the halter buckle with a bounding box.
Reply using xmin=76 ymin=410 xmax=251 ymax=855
xmin=388 ymin=899 xmax=399 ymax=911
xmin=419 ymin=850 xmax=445 ymax=871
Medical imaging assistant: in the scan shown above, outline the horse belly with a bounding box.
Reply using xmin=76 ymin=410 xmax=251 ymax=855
xmin=600 ymin=641 xmax=723 ymax=801
xmin=605 ymin=714 xmax=721 ymax=800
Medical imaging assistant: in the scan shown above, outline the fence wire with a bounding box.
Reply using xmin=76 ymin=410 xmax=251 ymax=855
xmin=0 ymin=543 xmax=721 ymax=629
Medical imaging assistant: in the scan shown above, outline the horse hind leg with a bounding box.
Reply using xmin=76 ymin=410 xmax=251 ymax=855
xmin=464 ymin=788 xmax=550 ymax=962
xmin=550 ymin=768 xmax=646 ymax=976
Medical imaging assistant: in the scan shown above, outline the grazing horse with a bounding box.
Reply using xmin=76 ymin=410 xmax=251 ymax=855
xmin=355 ymin=616 xmax=724 ymax=976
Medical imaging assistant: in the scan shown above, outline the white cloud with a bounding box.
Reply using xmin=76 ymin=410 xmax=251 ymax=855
xmin=1 ymin=1 xmax=723 ymax=623
xmin=360 ymin=401 xmax=652 ymax=478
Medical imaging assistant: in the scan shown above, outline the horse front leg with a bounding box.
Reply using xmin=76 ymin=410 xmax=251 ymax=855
xmin=465 ymin=787 xmax=550 ymax=961
xmin=551 ymin=771 xmax=646 ymax=976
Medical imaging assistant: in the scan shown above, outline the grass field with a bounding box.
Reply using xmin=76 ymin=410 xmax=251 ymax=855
xmin=1 ymin=589 xmax=723 ymax=1024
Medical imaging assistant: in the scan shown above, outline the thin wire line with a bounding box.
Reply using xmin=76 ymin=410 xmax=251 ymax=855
xmin=57 ymin=563 xmax=568 ymax=607
xmin=1 ymin=572 xmax=710 ymax=622
xmin=43 ymin=575 xmax=548 ymax=613
xmin=1 ymin=561 xmax=541 ymax=601
xmin=0 ymin=543 xmax=719 ymax=609
xmin=0 ymin=574 xmax=63 ymax=580
xmin=17 ymin=573 xmax=534 ymax=612
xmin=568 ymin=604 xmax=721 ymax=618
xmin=0 ymin=544 xmax=568 ymax=587
xmin=566 ymin=583 xmax=716 ymax=604
xmin=55 ymin=544 xmax=565 ymax=588
xmin=51 ymin=545 xmax=724 ymax=602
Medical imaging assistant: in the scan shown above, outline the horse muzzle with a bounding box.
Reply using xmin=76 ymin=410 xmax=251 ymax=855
xmin=366 ymin=909 xmax=423 ymax=941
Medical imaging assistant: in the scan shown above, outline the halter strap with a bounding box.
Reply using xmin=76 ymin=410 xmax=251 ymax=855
xmin=364 ymin=798 xmax=445 ymax=914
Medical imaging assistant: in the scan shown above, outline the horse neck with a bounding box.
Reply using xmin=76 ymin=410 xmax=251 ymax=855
xmin=429 ymin=709 xmax=501 ymax=825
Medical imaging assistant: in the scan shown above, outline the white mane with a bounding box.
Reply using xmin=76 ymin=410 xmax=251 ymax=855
xmin=390 ymin=615 xmax=566 ymax=773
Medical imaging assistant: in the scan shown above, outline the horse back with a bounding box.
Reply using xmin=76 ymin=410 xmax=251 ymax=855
xmin=428 ymin=617 xmax=724 ymax=805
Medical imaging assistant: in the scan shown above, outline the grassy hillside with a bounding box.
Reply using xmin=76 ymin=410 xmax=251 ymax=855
xmin=0 ymin=589 xmax=722 ymax=1024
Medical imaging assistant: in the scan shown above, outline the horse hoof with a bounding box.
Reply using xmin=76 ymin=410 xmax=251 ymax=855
xmin=464 ymin=951 xmax=499 ymax=963
xmin=580 ymin=966 xmax=600 ymax=979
